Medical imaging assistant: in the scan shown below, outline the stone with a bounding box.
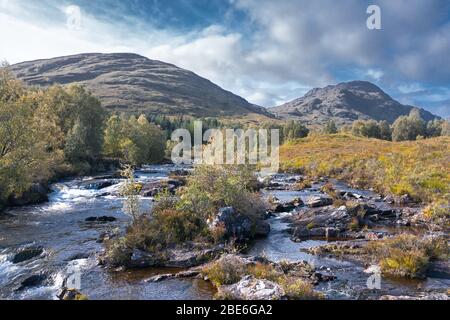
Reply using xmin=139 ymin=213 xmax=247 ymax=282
xmin=209 ymin=207 xmax=254 ymax=242
xmin=85 ymin=216 xmax=117 ymax=223
xmin=11 ymin=246 xmax=44 ymax=264
xmin=17 ymin=274 xmax=48 ymax=291
xmin=80 ymin=179 xmax=116 ymax=190
xmin=255 ymin=220 xmax=271 ymax=237
xmin=218 ymin=276 xmax=285 ymax=300
xmin=306 ymin=196 xmax=333 ymax=208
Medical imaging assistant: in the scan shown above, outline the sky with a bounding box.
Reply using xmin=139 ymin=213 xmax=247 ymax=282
xmin=0 ymin=0 xmax=449 ymax=117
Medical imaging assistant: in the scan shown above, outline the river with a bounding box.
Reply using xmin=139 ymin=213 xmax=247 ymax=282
xmin=0 ymin=166 xmax=448 ymax=300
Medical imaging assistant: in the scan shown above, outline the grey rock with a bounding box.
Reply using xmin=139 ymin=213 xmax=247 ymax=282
xmin=306 ymin=196 xmax=333 ymax=208
xmin=11 ymin=246 xmax=44 ymax=264
xmin=218 ymin=276 xmax=285 ymax=300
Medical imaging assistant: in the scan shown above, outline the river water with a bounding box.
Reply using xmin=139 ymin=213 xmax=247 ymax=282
xmin=0 ymin=167 xmax=448 ymax=300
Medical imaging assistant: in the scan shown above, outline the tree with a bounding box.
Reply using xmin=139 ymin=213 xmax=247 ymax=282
xmin=282 ymin=120 xmax=309 ymax=141
xmin=64 ymin=118 xmax=88 ymax=162
xmin=0 ymin=66 xmax=59 ymax=202
xmin=323 ymin=120 xmax=338 ymax=134
xmin=119 ymin=165 xmax=142 ymax=223
xmin=103 ymin=114 xmax=123 ymax=157
xmin=379 ymin=121 xmax=392 ymax=141
xmin=426 ymin=119 xmax=444 ymax=137
xmin=351 ymin=120 xmax=391 ymax=140
xmin=392 ymin=108 xmax=426 ymax=141
xmin=441 ymin=120 xmax=450 ymax=136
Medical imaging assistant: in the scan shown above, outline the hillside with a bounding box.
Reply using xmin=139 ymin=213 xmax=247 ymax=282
xmin=10 ymin=53 xmax=273 ymax=120
xmin=271 ymin=81 xmax=438 ymax=125
xmin=280 ymin=134 xmax=449 ymax=203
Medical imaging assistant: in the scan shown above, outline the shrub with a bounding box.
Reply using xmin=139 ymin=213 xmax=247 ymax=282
xmin=103 ymin=237 xmax=132 ymax=267
xmin=379 ymin=248 xmax=429 ymax=278
xmin=247 ymin=263 xmax=282 ymax=282
xmin=278 ymin=277 xmax=323 ymax=300
xmin=201 ymin=256 xmax=246 ymax=286
xmin=392 ymin=109 xmax=426 ymax=141
xmin=108 ymin=165 xmax=266 ymax=263
xmin=366 ymin=234 xmax=448 ymax=278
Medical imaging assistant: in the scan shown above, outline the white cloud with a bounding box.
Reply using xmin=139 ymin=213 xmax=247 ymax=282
xmin=0 ymin=0 xmax=448 ymax=113
xmin=366 ymin=69 xmax=384 ymax=81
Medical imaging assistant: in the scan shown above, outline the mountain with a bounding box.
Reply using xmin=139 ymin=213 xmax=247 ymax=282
xmin=270 ymin=81 xmax=439 ymax=125
xmin=10 ymin=53 xmax=273 ymax=120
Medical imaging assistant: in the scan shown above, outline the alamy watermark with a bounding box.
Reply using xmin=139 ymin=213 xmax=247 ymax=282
xmin=367 ymin=5 xmax=382 ymax=30
xmin=65 ymin=5 xmax=82 ymax=31
xmin=171 ymin=121 xmax=279 ymax=176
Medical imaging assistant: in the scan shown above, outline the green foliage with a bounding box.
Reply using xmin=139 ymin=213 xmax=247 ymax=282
xmin=281 ymin=120 xmax=309 ymax=142
xmin=352 ymin=120 xmax=392 ymax=140
xmin=109 ymin=165 xmax=265 ymax=259
xmin=392 ymin=108 xmax=426 ymax=141
xmin=119 ymin=166 xmax=142 ymax=222
xmin=103 ymin=114 xmax=166 ymax=165
xmin=175 ymin=165 xmax=264 ymax=222
xmin=0 ymin=66 xmax=62 ymax=202
xmin=367 ymin=234 xmax=448 ymax=278
xmin=201 ymin=256 xmax=247 ymax=286
xmin=278 ymin=277 xmax=323 ymax=300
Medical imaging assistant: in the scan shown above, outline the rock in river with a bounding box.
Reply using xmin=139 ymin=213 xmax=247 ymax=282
xmin=11 ymin=246 xmax=44 ymax=264
xmin=306 ymin=196 xmax=333 ymax=208
xmin=208 ymin=207 xmax=254 ymax=242
xmin=218 ymin=275 xmax=285 ymax=300
xmin=85 ymin=216 xmax=117 ymax=223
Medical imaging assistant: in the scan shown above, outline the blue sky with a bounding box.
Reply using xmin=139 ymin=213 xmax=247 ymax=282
xmin=0 ymin=0 xmax=449 ymax=117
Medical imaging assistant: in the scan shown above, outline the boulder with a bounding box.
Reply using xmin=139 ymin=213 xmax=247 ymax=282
xmin=218 ymin=276 xmax=285 ymax=300
xmin=209 ymin=207 xmax=254 ymax=242
xmin=306 ymin=196 xmax=333 ymax=208
xmin=85 ymin=216 xmax=117 ymax=223
xmin=129 ymin=245 xmax=223 ymax=269
xmin=80 ymin=179 xmax=116 ymax=190
xmin=17 ymin=274 xmax=48 ymax=291
xmin=11 ymin=246 xmax=44 ymax=264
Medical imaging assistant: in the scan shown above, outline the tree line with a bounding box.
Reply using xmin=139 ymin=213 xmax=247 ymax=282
xmin=0 ymin=65 xmax=166 ymax=204
xmin=321 ymin=109 xmax=450 ymax=141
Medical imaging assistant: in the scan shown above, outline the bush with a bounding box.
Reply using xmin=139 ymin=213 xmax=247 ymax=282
xmin=107 ymin=165 xmax=266 ymax=262
xmin=247 ymin=263 xmax=282 ymax=282
xmin=366 ymin=234 xmax=448 ymax=278
xmin=201 ymin=256 xmax=247 ymax=286
xmin=103 ymin=237 xmax=132 ymax=267
xmin=278 ymin=277 xmax=323 ymax=300
xmin=392 ymin=109 xmax=426 ymax=141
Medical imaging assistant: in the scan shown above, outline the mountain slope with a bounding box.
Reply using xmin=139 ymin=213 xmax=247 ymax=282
xmin=11 ymin=53 xmax=272 ymax=119
xmin=270 ymin=81 xmax=438 ymax=125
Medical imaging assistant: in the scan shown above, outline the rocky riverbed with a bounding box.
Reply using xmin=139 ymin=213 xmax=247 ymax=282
xmin=0 ymin=167 xmax=448 ymax=300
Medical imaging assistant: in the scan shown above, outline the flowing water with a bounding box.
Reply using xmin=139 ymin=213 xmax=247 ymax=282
xmin=0 ymin=169 xmax=448 ymax=300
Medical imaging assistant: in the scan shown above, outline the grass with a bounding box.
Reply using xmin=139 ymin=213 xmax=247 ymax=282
xmin=277 ymin=277 xmax=324 ymax=300
xmin=366 ymin=234 xmax=448 ymax=278
xmin=280 ymin=134 xmax=450 ymax=219
xmin=201 ymin=255 xmax=247 ymax=287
